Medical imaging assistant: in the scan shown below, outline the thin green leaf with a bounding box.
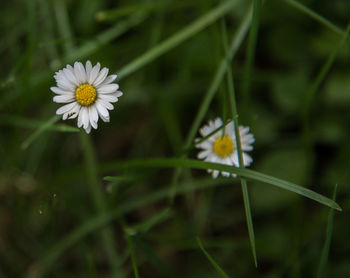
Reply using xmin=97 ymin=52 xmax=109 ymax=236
xmin=303 ymin=23 xmax=350 ymax=116
xmin=117 ymin=0 xmax=241 ymax=80
xmin=64 ymin=11 xmax=149 ymax=63
xmin=80 ymin=133 xmax=125 ymax=278
xmin=283 ymin=0 xmax=344 ymax=36
xmin=317 ymin=185 xmax=338 ymax=278
xmin=125 ymin=235 xmax=140 ymax=278
xmin=221 ymin=13 xmax=257 ymax=266
xmin=241 ymin=0 xmax=261 ymax=111
xmin=21 ymin=115 xmax=60 ymax=150
xmin=196 ymin=237 xmax=230 ymax=278
xmin=53 ymin=0 xmax=74 ymax=52
xmin=102 ymin=158 xmax=342 ymax=211
xmin=168 ymin=8 xmax=252 ymax=203
xmin=0 ymin=114 xmax=79 ymax=132
xmin=31 ymin=178 xmax=233 ymax=277
xmin=104 ymin=176 xmax=138 ymax=182
xmin=129 ymin=208 xmax=173 ymax=234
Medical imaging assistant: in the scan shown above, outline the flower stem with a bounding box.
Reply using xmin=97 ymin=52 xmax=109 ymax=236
xmin=80 ymin=132 xmax=125 ymax=278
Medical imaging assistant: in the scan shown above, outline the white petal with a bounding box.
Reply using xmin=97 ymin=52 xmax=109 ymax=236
xmin=98 ymin=99 xmax=114 ymax=110
xmin=212 ymin=170 xmax=219 ymax=179
xmin=85 ymin=60 xmax=92 ymax=81
xmin=88 ymin=62 xmax=101 ymax=84
xmin=53 ymin=95 xmax=75 ymax=103
xmin=89 ymin=106 xmax=98 ymax=129
xmin=197 ymin=150 xmax=210 ymax=159
xmin=57 ymin=77 xmax=75 ymax=91
xmin=50 ymin=86 xmax=72 ymax=95
xmin=63 ymin=103 xmax=80 ymax=120
xmin=97 ymin=84 xmax=119 ymax=94
xmin=214 ymin=117 xmax=223 ymax=129
xmin=239 ymin=126 xmax=250 ymax=135
xmin=74 ymin=62 xmax=87 ymax=84
xmin=56 ymin=102 xmax=77 ymax=115
xmin=243 ymin=153 xmax=253 ymax=166
xmin=81 ymin=107 xmax=89 ymax=129
xmin=77 ymin=108 xmax=84 ymax=128
xmin=93 ymin=67 xmax=109 ymax=87
xmin=99 ymin=94 xmax=119 ymax=103
xmin=100 ymin=74 xmax=117 ymax=86
xmin=84 ymin=124 xmax=92 ymax=134
xmin=96 ymin=101 xmax=110 ymax=122
xmin=63 ymin=68 xmax=79 ymax=86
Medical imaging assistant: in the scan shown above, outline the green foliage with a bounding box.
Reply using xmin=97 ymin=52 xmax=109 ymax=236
xmin=0 ymin=0 xmax=349 ymax=277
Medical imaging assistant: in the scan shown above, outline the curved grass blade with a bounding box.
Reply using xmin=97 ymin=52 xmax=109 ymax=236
xmin=1 ymin=114 xmax=79 ymax=132
xmin=117 ymin=0 xmax=241 ymax=80
xmin=241 ymin=0 xmax=261 ymax=110
xmin=303 ymin=23 xmax=350 ymax=116
xmin=125 ymin=235 xmax=140 ymax=278
xmin=317 ymin=185 xmax=338 ymax=278
xmin=196 ymin=237 xmax=230 ymax=278
xmin=103 ymin=158 xmax=341 ymax=211
xmin=221 ymin=13 xmax=257 ymax=266
xmin=30 ymin=178 xmax=233 ymax=277
xmin=283 ymin=0 xmax=344 ymax=36
xmin=80 ymin=133 xmax=125 ymax=278
xmin=21 ymin=115 xmax=60 ymax=150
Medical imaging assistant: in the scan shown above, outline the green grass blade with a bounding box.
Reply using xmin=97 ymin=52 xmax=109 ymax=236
xmin=283 ymin=0 xmax=344 ymax=36
xmin=31 ymin=178 xmax=233 ymax=277
xmin=129 ymin=208 xmax=173 ymax=234
xmin=104 ymin=176 xmax=138 ymax=182
xmin=0 ymin=114 xmax=79 ymax=132
xmin=317 ymin=185 xmax=338 ymax=278
xmin=102 ymin=158 xmax=341 ymax=211
xmin=21 ymin=115 xmax=60 ymax=150
xmin=196 ymin=237 xmax=230 ymax=278
xmin=221 ymin=15 xmax=257 ymax=266
xmin=241 ymin=0 xmax=261 ymax=111
xmin=80 ymin=133 xmax=125 ymax=278
xmin=183 ymin=9 xmax=252 ymax=149
xmin=53 ymin=0 xmax=74 ymax=52
xmin=64 ymin=11 xmax=148 ymax=63
xmin=125 ymin=235 xmax=140 ymax=278
xmin=303 ymin=23 xmax=350 ymax=116
xmin=117 ymin=0 xmax=241 ymax=80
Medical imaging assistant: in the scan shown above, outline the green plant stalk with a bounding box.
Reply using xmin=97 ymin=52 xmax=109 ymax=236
xmin=64 ymin=11 xmax=149 ymax=63
xmin=126 ymin=235 xmax=140 ymax=278
xmin=103 ymin=158 xmax=341 ymax=211
xmin=53 ymin=0 xmax=74 ymax=53
xmin=283 ymin=0 xmax=344 ymax=36
xmin=221 ymin=17 xmax=257 ymax=266
xmin=80 ymin=133 xmax=125 ymax=278
xmin=117 ymin=0 xmax=241 ymax=80
xmin=303 ymin=23 xmax=350 ymax=117
xmin=31 ymin=168 xmax=340 ymax=277
xmin=241 ymin=0 xmax=261 ymax=114
xmin=196 ymin=237 xmax=230 ymax=278
xmin=21 ymin=115 xmax=60 ymax=150
xmin=317 ymin=185 xmax=338 ymax=278
xmin=168 ymin=8 xmax=252 ymax=202
xmin=184 ymin=9 xmax=252 ymax=149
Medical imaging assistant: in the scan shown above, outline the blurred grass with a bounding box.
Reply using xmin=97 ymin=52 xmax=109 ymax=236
xmin=1 ymin=0 xmax=350 ymax=277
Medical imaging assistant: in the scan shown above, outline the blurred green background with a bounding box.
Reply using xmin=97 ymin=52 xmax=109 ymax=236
xmin=1 ymin=0 xmax=350 ymax=277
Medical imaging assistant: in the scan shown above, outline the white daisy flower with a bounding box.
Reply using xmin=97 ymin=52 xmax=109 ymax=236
xmin=196 ymin=117 xmax=255 ymax=178
xmin=51 ymin=61 xmax=123 ymax=133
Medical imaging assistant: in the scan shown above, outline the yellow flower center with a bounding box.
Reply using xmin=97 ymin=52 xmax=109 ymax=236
xmin=75 ymin=84 xmax=97 ymax=106
xmin=213 ymin=136 xmax=234 ymax=158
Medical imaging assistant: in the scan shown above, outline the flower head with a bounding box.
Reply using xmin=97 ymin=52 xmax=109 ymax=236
xmin=51 ymin=61 xmax=123 ymax=133
xmin=196 ymin=117 xmax=255 ymax=178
